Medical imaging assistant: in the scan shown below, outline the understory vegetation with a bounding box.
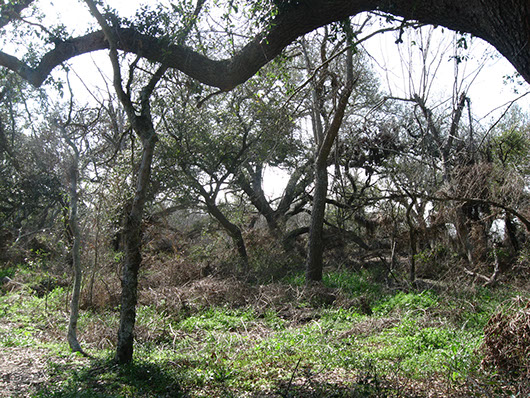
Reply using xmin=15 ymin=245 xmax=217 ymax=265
xmin=1 ymin=227 xmax=529 ymax=397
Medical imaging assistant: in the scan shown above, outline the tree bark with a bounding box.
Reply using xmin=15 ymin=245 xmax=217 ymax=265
xmin=455 ymin=205 xmax=476 ymax=265
xmin=504 ymin=211 xmax=519 ymax=254
xmin=406 ymin=200 xmax=417 ymax=283
xmin=115 ymin=133 xmax=156 ymax=364
xmin=306 ymin=165 xmax=329 ymax=283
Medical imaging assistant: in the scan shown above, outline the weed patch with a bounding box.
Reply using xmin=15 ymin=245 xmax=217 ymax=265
xmin=374 ymin=290 xmax=438 ymax=316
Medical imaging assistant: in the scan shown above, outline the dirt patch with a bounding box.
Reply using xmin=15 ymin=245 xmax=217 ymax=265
xmin=0 ymin=345 xmax=91 ymax=398
xmin=0 ymin=346 xmax=50 ymax=397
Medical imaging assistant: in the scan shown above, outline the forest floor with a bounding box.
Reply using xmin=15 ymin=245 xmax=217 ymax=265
xmin=0 ymin=345 xmax=92 ymax=398
xmin=0 ymin=345 xmax=49 ymax=397
xmin=0 ymin=260 xmax=529 ymax=397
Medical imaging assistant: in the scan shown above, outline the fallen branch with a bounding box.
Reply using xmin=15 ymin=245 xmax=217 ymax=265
xmin=464 ymin=242 xmax=501 ymax=287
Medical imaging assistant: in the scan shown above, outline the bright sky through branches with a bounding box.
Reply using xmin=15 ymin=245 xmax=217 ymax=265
xmin=362 ymin=24 xmax=529 ymax=122
xmin=44 ymin=0 xmax=528 ymax=118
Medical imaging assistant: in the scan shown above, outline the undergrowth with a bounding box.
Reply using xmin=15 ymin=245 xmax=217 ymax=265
xmin=0 ymin=266 xmax=528 ymax=397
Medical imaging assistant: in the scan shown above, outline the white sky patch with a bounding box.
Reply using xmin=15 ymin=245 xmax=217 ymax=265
xmin=263 ymin=166 xmax=289 ymax=200
xmin=361 ymin=25 xmax=530 ymax=119
xmin=490 ymin=218 xmax=506 ymax=240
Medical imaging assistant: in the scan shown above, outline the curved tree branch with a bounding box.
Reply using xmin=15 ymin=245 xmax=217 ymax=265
xmin=0 ymin=0 xmax=528 ymax=89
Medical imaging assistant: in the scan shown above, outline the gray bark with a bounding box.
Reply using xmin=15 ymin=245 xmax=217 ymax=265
xmin=65 ymin=136 xmax=84 ymax=355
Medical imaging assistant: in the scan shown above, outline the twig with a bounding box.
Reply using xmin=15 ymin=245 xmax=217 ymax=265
xmin=463 ymin=244 xmax=500 ymax=287
xmin=477 ymin=90 xmax=530 ymax=150
xmin=197 ymin=89 xmax=225 ymax=108
xmin=284 ymin=357 xmax=302 ymax=396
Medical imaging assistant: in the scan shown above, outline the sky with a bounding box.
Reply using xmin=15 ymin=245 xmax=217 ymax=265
xmin=362 ymin=24 xmax=530 ymax=122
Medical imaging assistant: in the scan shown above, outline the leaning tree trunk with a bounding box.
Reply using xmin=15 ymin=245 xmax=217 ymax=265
xmin=236 ymin=168 xmax=282 ymax=238
xmin=115 ymin=133 xmax=156 ymax=364
xmin=204 ymin=197 xmax=249 ymax=271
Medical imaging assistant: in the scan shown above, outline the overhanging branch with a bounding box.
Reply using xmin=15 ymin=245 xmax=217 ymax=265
xmin=0 ymin=0 xmax=527 ymax=91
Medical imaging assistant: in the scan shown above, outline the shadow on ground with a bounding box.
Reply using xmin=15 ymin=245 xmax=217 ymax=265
xmin=35 ymin=357 xmax=186 ymax=398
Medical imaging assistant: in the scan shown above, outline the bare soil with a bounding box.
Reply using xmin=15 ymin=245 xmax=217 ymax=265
xmin=0 ymin=346 xmax=51 ymax=397
xmin=0 ymin=339 xmax=89 ymax=397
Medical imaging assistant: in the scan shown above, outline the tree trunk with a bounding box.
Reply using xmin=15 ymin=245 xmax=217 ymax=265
xmin=204 ymin=198 xmax=249 ymax=271
xmin=406 ymin=200 xmax=417 ymax=283
xmin=305 ymin=42 xmax=355 ymax=284
xmin=115 ymin=133 xmax=156 ymax=364
xmin=237 ymin=169 xmax=282 ymax=237
xmin=504 ymin=211 xmax=519 ymax=255
xmin=66 ymin=148 xmax=84 ymax=354
xmin=305 ymin=164 xmax=328 ymax=283
xmin=455 ymin=205 xmax=475 ymax=266
xmin=237 ymin=161 xmax=311 ymax=253
xmin=88 ymin=199 xmax=101 ymax=308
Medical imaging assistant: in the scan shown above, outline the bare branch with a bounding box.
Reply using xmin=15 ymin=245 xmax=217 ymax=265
xmin=84 ymin=0 xmax=135 ymax=119
xmin=282 ymin=23 xmax=421 ymax=109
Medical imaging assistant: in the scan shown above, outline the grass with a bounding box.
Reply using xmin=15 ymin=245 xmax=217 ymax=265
xmin=0 ymin=267 xmax=528 ymax=397
xmin=322 ymin=268 xmax=383 ymax=298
